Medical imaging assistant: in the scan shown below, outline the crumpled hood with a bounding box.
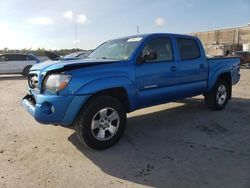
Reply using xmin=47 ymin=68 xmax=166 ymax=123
xmin=30 ymin=58 xmax=120 ymax=72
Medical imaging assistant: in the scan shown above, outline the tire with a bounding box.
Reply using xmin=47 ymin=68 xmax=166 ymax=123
xmin=22 ymin=66 xmax=32 ymax=77
xmin=74 ymin=95 xmax=127 ymax=150
xmin=205 ymin=79 xmax=230 ymax=111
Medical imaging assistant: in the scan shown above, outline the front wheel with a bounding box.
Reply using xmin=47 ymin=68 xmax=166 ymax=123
xmin=74 ymin=95 xmax=127 ymax=150
xmin=205 ymin=79 xmax=230 ymax=111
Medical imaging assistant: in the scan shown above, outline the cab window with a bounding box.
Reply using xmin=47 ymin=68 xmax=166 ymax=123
xmin=177 ymin=38 xmax=200 ymax=60
xmin=142 ymin=37 xmax=173 ymax=62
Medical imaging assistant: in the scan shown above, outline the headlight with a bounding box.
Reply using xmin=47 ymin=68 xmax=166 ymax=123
xmin=44 ymin=74 xmax=71 ymax=93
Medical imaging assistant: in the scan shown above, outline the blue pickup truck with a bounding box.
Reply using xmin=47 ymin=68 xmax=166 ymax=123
xmin=22 ymin=33 xmax=240 ymax=149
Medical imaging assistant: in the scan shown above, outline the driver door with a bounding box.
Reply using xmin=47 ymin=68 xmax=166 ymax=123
xmin=135 ymin=37 xmax=179 ymax=108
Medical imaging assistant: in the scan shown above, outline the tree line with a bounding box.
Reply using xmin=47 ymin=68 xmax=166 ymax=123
xmin=0 ymin=48 xmax=92 ymax=56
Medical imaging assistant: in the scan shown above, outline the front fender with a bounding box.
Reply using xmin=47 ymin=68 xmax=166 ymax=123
xmin=75 ymin=76 xmax=137 ymax=110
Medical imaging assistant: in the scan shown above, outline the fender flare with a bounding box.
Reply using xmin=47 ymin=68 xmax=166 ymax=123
xmin=75 ymin=76 xmax=136 ymax=110
xmin=207 ymin=65 xmax=232 ymax=92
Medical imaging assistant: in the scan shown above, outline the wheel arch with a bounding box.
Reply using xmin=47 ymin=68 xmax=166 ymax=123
xmin=217 ymin=72 xmax=232 ymax=99
xmin=208 ymin=72 xmax=232 ymax=99
xmin=22 ymin=65 xmax=32 ymax=76
xmin=75 ymin=76 xmax=135 ymax=112
xmin=82 ymin=87 xmax=131 ymax=113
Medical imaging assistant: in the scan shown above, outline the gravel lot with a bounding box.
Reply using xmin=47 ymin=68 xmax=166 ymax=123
xmin=0 ymin=69 xmax=249 ymax=188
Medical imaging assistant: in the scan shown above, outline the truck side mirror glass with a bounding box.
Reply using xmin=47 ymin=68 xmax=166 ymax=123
xmin=142 ymin=51 xmax=158 ymax=62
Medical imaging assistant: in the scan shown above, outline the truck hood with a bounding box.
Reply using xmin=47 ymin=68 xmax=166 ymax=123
xmin=30 ymin=58 xmax=120 ymax=72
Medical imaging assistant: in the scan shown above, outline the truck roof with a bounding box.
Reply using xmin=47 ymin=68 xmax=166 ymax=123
xmin=113 ymin=33 xmax=197 ymax=40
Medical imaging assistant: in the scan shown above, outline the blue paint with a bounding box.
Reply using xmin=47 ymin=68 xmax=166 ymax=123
xmin=21 ymin=33 xmax=241 ymax=126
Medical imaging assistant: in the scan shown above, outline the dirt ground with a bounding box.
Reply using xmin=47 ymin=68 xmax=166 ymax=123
xmin=0 ymin=69 xmax=249 ymax=188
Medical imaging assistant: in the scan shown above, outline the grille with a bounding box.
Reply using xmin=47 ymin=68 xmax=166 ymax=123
xmin=28 ymin=74 xmax=38 ymax=89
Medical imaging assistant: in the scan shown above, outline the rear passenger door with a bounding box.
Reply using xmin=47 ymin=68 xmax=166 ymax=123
xmin=7 ymin=54 xmax=35 ymax=73
xmin=176 ymin=38 xmax=208 ymax=96
xmin=10 ymin=54 xmax=27 ymax=73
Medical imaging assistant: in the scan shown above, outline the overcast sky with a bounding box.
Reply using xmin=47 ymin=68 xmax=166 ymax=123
xmin=0 ymin=0 xmax=249 ymax=50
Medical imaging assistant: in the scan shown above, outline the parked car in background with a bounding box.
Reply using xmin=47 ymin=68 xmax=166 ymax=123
xmin=228 ymin=51 xmax=250 ymax=66
xmin=22 ymin=33 xmax=240 ymax=149
xmin=64 ymin=51 xmax=91 ymax=59
xmin=0 ymin=53 xmax=40 ymax=76
xmin=44 ymin=51 xmax=92 ymax=61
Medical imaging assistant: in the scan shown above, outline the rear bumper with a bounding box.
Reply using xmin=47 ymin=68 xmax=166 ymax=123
xmin=21 ymin=93 xmax=90 ymax=126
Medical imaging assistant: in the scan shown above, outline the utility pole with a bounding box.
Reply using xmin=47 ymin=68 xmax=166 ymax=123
xmin=75 ymin=22 xmax=78 ymax=50
xmin=136 ymin=26 xmax=140 ymax=35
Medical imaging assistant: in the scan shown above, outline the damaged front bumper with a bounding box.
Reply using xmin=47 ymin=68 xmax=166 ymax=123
xmin=22 ymin=94 xmax=36 ymax=117
xmin=21 ymin=93 xmax=90 ymax=126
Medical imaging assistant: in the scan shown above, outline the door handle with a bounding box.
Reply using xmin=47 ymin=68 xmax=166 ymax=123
xmin=170 ymin=66 xmax=177 ymax=72
xmin=200 ymin=64 xmax=205 ymax=69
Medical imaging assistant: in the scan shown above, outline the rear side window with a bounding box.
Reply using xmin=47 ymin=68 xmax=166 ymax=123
xmin=142 ymin=37 xmax=173 ymax=62
xmin=19 ymin=55 xmax=28 ymax=61
xmin=10 ymin=54 xmax=21 ymax=61
xmin=6 ymin=54 xmax=27 ymax=61
xmin=26 ymin=55 xmax=36 ymax=61
xmin=177 ymin=38 xmax=200 ymax=60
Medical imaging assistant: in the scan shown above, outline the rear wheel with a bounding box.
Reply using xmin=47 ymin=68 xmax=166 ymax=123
xmin=74 ymin=95 xmax=127 ymax=150
xmin=205 ymin=79 xmax=230 ymax=111
xmin=22 ymin=66 xmax=32 ymax=77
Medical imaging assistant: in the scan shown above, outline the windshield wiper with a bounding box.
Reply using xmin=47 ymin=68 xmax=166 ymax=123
xmin=98 ymin=57 xmax=120 ymax=60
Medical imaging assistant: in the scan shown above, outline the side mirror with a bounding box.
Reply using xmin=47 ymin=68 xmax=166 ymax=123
xmin=142 ymin=51 xmax=157 ymax=62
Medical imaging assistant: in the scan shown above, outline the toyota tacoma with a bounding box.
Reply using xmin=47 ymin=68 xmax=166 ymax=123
xmin=22 ymin=33 xmax=240 ymax=149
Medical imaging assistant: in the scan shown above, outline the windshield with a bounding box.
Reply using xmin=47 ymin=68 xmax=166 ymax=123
xmin=88 ymin=37 xmax=143 ymax=60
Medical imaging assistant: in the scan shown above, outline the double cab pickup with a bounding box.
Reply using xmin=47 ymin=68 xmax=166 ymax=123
xmin=22 ymin=33 xmax=240 ymax=149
